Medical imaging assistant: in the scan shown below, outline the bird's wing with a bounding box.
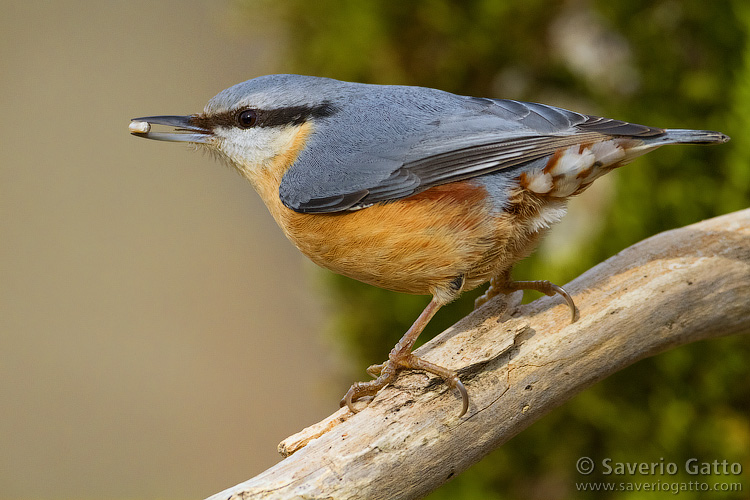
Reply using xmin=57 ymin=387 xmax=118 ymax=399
xmin=279 ymin=97 xmax=662 ymax=213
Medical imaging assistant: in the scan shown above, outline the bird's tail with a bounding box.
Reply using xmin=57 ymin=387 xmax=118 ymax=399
xmin=652 ymin=129 xmax=730 ymax=146
xmin=621 ymin=128 xmax=729 ymax=159
xmin=604 ymin=128 xmax=729 ymax=165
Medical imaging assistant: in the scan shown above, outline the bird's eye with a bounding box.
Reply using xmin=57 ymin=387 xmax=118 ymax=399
xmin=237 ymin=109 xmax=258 ymax=128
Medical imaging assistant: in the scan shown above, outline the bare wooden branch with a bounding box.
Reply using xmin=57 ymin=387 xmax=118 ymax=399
xmin=207 ymin=209 xmax=750 ymax=500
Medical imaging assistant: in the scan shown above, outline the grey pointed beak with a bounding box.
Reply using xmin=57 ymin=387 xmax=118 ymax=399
xmin=129 ymin=115 xmax=212 ymax=143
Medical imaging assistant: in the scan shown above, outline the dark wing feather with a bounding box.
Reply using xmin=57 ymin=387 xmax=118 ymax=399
xmin=577 ymin=115 xmax=663 ymax=136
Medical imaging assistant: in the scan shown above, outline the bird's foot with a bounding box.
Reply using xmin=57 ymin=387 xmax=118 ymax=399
xmin=341 ymin=353 xmax=468 ymax=417
xmin=475 ymin=277 xmax=578 ymax=323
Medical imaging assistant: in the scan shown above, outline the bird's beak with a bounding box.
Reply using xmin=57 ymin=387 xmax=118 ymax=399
xmin=129 ymin=115 xmax=212 ymax=143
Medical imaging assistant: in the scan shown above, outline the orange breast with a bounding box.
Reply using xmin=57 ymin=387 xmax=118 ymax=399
xmin=269 ymin=179 xmax=498 ymax=296
xmin=241 ymin=124 xmax=552 ymax=299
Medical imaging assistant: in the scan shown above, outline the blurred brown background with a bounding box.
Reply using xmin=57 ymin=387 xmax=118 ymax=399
xmin=0 ymin=2 xmax=337 ymax=499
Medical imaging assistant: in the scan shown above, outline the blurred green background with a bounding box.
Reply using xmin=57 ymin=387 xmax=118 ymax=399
xmin=1 ymin=1 xmax=747 ymax=499
xmin=251 ymin=1 xmax=750 ymax=499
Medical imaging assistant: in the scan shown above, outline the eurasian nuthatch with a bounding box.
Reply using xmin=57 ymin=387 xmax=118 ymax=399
xmin=130 ymin=74 xmax=729 ymax=417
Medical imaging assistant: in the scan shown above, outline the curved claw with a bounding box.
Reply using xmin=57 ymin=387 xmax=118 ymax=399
xmin=455 ymin=379 xmax=469 ymax=418
xmin=340 ymin=387 xmax=374 ymax=414
xmin=548 ymin=283 xmax=578 ymax=323
xmin=342 ymin=387 xmax=357 ymax=414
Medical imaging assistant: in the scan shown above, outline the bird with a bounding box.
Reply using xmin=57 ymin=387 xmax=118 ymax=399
xmin=130 ymin=74 xmax=729 ymax=418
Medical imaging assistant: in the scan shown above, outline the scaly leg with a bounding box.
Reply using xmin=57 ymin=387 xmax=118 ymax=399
xmin=341 ymin=297 xmax=469 ymax=417
xmin=475 ymin=272 xmax=578 ymax=322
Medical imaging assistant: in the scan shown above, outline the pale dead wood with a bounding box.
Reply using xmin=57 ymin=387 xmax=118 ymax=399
xmin=208 ymin=209 xmax=750 ymax=500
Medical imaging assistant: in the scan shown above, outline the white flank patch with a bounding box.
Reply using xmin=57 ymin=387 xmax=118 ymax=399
xmin=525 ymin=172 xmax=554 ymax=194
xmin=529 ymin=203 xmax=568 ymax=232
xmin=550 ymin=176 xmax=580 ymax=198
xmin=545 ymin=146 xmax=594 ymax=197
xmin=590 ymin=140 xmax=626 ymax=165
xmin=549 ymin=145 xmax=596 ymax=177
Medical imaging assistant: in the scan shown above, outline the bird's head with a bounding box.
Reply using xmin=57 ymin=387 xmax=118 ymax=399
xmin=130 ymin=74 xmax=340 ymax=178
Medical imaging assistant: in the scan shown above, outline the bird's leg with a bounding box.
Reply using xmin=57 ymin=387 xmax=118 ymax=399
xmin=341 ymin=297 xmax=469 ymax=417
xmin=475 ymin=271 xmax=578 ymax=322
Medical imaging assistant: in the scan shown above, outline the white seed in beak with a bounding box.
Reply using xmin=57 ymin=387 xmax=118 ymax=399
xmin=129 ymin=120 xmax=151 ymax=134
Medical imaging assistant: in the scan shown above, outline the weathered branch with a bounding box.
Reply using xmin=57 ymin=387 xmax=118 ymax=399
xmin=208 ymin=209 xmax=750 ymax=500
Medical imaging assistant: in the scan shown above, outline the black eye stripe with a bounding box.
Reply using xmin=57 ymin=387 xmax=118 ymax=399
xmin=259 ymin=103 xmax=337 ymax=127
xmin=190 ymin=101 xmax=337 ymax=130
